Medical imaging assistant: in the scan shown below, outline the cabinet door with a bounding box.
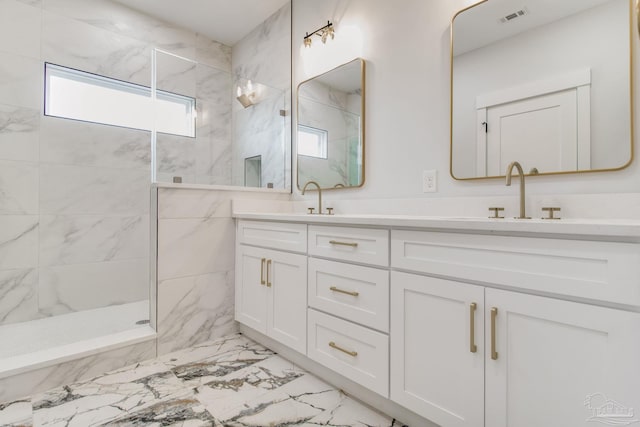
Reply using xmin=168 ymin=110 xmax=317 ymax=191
xmin=267 ymin=249 xmax=308 ymax=354
xmin=485 ymin=289 xmax=640 ymax=427
xmin=390 ymin=272 xmax=485 ymax=427
xmin=235 ymin=245 xmax=268 ymax=333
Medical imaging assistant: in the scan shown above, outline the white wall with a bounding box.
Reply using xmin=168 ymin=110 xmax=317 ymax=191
xmin=292 ymin=0 xmax=640 ymax=202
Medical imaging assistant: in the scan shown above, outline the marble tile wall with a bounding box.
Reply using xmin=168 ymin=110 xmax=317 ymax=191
xmin=0 ymin=0 xmax=233 ymax=326
xmin=232 ymin=3 xmax=292 ymax=190
xmin=156 ymin=186 xmax=291 ymax=356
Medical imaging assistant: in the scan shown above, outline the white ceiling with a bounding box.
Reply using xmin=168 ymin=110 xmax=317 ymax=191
xmin=453 ymin=0 xmax=612 ymax=55
xmin=114 ymin=0 xmax=290 ymax=46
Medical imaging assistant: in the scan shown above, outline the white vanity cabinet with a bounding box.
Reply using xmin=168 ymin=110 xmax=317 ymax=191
xmin=306 ymin=225 xmax=391 ymax=397
xmin=390 ymin=272 xmax=485 ymax=427
xmin=484 ymin=288 xmax=640 ymax=427
xmin=234 ymin=217 xmax=640 ymax=427
xmin=390 ymin=230 xmax=640 ymax=427
xmin=235 ymin=221 xmax=308 ymax=354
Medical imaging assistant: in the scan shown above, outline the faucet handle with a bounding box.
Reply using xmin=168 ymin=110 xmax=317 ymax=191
xmin=488 ymin=207 xmax=505 ymax=219
xmin=542 ymin=207 xmax=561 ymax=220
xmin=307 ymin=207 xmax=315 ymax=215
xmin=326 ymin=207 xmax=334 ymax=215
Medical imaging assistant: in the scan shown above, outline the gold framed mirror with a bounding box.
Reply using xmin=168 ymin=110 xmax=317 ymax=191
xmin=450 ymin=0 xmax=634 ymax=180
xmin=296 ymin=58 xmax=365 ymax=190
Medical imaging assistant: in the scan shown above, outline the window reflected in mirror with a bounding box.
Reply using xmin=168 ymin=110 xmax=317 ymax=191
xmin=297 ymin=58 xmax=365 ymax=190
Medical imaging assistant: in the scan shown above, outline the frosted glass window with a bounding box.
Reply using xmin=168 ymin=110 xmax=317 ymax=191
xmin=298 ymin=125 xmax=328 ymax=158
xmin=45 ymin=63 xmax=195 ymax=137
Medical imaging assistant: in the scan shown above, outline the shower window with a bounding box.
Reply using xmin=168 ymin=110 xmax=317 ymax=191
xmin=297 ymin=125 xmax=328 ymax=159
xmin=45 ymin=63 xmax=196 ymax=137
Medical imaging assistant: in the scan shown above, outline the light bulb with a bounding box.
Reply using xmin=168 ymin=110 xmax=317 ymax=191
xmin=236 ymin=86 xmax=241 ymax=97
xmin=247 ymin=80 xmax=253 ymax=91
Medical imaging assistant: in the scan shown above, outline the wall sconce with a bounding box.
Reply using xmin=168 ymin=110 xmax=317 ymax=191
xmin=303 ymin=21 xmax=335 ymax=48
xmin=236 ymin=80 xmax=255 ymax=108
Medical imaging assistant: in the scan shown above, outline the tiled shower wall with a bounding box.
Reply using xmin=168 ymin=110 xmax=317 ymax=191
xmin=155 ymin=186 xmax=291 ymax=355
xmin=232 ymin=3 xmax=292 ymax=190
xmin=0 ymin=0 xmax=233 ymax=326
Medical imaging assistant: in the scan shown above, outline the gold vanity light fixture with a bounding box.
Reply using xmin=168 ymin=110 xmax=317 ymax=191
xmin=303 ymin=21 xmax=335 ymax=48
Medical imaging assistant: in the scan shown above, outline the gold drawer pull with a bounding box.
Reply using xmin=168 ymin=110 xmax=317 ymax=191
xmin=329 ymin=240 xmax=358 ymax=248
xmin=491 ymin=307 xmax=498 ymax=360
xmin=266 ymin=259 xmax=272 ymax=287
xmin=260 ymin=258 xmax=266 ymax=285
xmin=329 ymin=341 xmax=358 ymax=357
xmin=330 ymin=286 xmax=359 ymax=297
xmin=469 ymin=302 xmax=477 ymax=353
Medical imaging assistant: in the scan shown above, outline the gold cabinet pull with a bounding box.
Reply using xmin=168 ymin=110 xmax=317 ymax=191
xmin=491 ymin=307 xmax=498 ymax=360
xmin=330 ymin=286 xmax=359 ymax=297
xmin=260 ymin=258 xmax=266 ymax=285
xmin=266 ymin=259 xmax=272 ymax=287
xmin=328 ymin=341 xmax=358 ymax=357
xmin=329 ymin=240 xmax=358 ymax=248
xmin=469 ymin=302 xmax=477 ymax=353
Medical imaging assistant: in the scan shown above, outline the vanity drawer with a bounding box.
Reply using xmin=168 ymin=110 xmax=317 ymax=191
xmin=237 ymin=220 xmax=307 ymax=253
xmin=307 ymin=309 xmax=389 ymax=397
xmin=391 ymin=230 xmax=640 ymax=306
xmin=308 ymin=258 xmax=389 ymax=332
xmin=308 ymin=225 xmax=389 ymax=266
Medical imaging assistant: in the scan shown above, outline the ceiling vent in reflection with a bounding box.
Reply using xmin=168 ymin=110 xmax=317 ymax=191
xmin=499 ymin=8 xmax=528 ymax=23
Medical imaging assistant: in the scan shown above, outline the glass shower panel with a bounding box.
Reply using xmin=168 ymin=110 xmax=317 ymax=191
xmin=152 ymin=48 xmax=288 ymax=189
xmin=231 ymin=78 xmax=288 ymax=189
xmin=152 ymin=49 xmax=198 ymax=183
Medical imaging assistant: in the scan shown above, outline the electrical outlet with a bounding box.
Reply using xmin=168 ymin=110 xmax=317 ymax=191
xmin=423 ymin=170 xmax=437 ymax=193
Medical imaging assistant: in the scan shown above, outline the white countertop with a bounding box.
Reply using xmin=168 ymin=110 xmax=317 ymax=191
xmin=233 ymin=211 xmax=640 ymax=241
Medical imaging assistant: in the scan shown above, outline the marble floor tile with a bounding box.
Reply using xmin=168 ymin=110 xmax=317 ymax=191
xmin=212 ymin=373 xmax=343 ymax=426
xmin=157 ymin=333 xmax=265 ymax=369
xmin=195 ymin=355 xmax=305 ymax=417
xmin=301 ymin=395 xmax=400 ymax=427
xmin=32 ymin=370 xmax=186 ymax=426
xmin=2 ymin=333 xmax=403 ymax=427
xmin=99 ymin=390 xmax=218 ymax=427
xmin=170 ymin=340 xmax=275 ymax=387
xmin=0 ymin=398 xmax=32 ymax=427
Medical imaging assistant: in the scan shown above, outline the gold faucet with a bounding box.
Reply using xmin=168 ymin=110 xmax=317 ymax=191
xmin=505 ymin=161 xmax=530 ymax=219
xmin=301 ymin=180 xmax=322 ymax=214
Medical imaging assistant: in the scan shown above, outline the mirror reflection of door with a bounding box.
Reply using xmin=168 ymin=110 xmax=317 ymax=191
xmin=244 ymin=155 xmax=262 ymax=187
xmin=479 ymin=87 xmax=589 ymax=176
xmin=450 ymin=0 xmax=632 ymax=179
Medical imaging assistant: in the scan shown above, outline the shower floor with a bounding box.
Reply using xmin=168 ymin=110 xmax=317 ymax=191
xmin=0 ymin=300 xmax=153 ymax=378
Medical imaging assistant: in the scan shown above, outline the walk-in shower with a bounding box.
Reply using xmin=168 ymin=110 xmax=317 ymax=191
xmin=0 ymin=0 xmax=290 ymax=403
